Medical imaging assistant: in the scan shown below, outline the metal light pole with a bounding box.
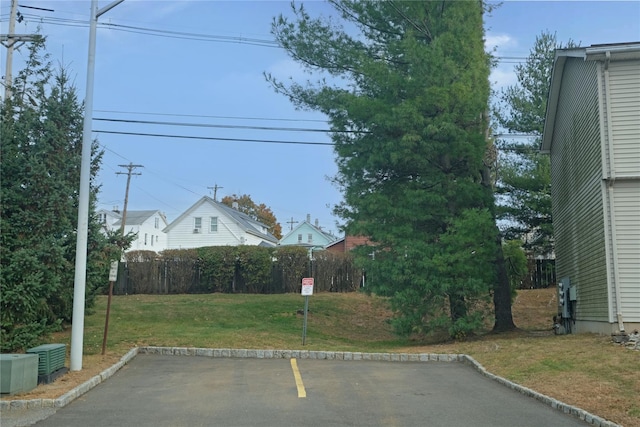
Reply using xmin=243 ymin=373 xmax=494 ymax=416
xmin=70 ymin=0 xmax=125 ymax=372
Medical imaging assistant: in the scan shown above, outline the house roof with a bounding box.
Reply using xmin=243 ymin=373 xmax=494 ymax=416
xmin=541 ymin=42 xmax=640 ymax=153
xmin=163 ymin=196 xmax=278 ymax=244
xmin=97 ymin=208 xmax=121 ymax=219
xmin=113 ymin=210 xmax=162 ymax=227
xmin=280 ymin=218 xmax=338 ymax=244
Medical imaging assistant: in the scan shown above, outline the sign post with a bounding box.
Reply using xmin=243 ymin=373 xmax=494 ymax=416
xmin=301 ymin=277 xmax=314 ymax=345
xmin=101 ymin=261 xmax=118 ymax=355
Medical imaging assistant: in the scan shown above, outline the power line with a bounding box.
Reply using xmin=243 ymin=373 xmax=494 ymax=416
xmin=94 ymin=109 xmax=328 ymax=123
xmin=1 ymin=13 xmax=536 ymax=63
xmin=98 ymin=143 xmax=205 ymax=196
xmin=3 ymin=13 xmax=279 ymax=47
xmin=95 ymin=129 xmax=540 ymax=149
xmin=93 ymin=130 xmax=334 ymax=146
xmin=93 ymin=117 xmax=360 ymax=134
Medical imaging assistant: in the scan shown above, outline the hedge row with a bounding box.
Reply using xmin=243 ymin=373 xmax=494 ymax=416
xmin=112 ymin=246 xmax=362 ymax=295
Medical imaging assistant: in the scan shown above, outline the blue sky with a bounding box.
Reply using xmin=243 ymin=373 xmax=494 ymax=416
xmin=2 ymin=1 xmax=639 ymax=236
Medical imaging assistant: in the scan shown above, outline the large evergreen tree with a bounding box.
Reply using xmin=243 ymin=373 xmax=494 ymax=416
xmin=269 ymin=0 xmax=515 ymax=337
xmin=494 ymin=31 xmax=575 ymax=256
xmin=0 ymin=37 xmax=113 ymax=351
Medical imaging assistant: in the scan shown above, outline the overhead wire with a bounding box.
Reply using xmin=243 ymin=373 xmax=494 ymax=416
xmin=93 ymin=130 xmax=334 ymax=146
xmin=94 ymin=109 xmax=328 ymax=123
xmin=93 ymin=117 xmax=361 ymax=134
xmin=0 ymin=12 xmax=535 ymax=62
xmin=97 ymin=142 xmax=205 ymax=211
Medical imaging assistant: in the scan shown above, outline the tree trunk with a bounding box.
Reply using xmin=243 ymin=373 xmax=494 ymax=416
xmin=449 ymin=293 xmax=467 ymax=324
xmin=492 ymin=230 xmax=517 ymax=331
xmin=481 ymin=162 xmax=517 ymax=332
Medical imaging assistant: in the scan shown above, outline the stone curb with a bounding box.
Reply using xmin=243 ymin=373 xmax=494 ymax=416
xmin=0 ymin=346 xmax=620 ymax=427
xmin=460 ymin=355 xmax=620 ymax=427
xmin=0 ymin=347 xmax=138 ymax=413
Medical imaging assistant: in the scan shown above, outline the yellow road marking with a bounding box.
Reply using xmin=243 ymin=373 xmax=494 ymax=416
xmin=290 ymin=358 xmax=306 ymax=398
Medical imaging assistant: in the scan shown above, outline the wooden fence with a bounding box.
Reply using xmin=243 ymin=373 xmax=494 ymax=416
xmin=113 ymin=253 xmax=362 ymax=295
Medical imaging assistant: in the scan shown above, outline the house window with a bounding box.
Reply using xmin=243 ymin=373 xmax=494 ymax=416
xmin=151 ymin=235 xmax=154 ymax=246
xmin=298 ymin=234 xmax=302 ymax=243
xmin=194 ymin=217 xmax=202 ymax=233
xmin=154 ymin=217 xmax=159 ymax=229
xmin=210 ymin=216 xmax=218 ymax=232
xmin=144 ymin=233 xmax=148 ymax=245
xmin=308 ymin=234 xmax=313 ymax=243
xmin=98 ymin=213 xmax=106 ymax=224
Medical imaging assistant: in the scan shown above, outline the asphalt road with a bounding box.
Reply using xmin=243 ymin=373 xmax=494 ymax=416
xmin=19 ymin=354 xmax=590 ymax=427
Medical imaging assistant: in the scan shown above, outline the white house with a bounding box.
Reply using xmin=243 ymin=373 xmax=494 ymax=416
xmin=541 ymin=42 xmax=640 ymax=334
xmin=97 ymin=208 xmax=169 ymax=252
xmin=96 ymin=209 xmax=121 ymax=231
xmin=163 ymin=196 xmax=278 ymax=249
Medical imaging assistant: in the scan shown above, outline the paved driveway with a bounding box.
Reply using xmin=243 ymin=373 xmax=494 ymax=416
xmin=27 ymin=354 xmax=589 ymax=427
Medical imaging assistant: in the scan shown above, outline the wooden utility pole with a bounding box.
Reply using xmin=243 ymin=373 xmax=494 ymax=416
xmin=116 ymin=163 xmax=143 ymax=234
xmin=207 ymin=183 xmax=223 ymax=201
xmin=286 ymin=217 xmax=299 ymax=231
xmin=1 ymin=0 xmax=40 ymax=100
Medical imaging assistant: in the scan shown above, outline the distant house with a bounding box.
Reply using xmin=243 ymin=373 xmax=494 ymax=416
xmin=97 ymin=208 xmax=121 ymax=232
xmin=97 ymin=208 xmax=169 ymax=252
xmin=164 ymin=196 xmax=278 ymax=249
xmin=279 ymin=214 xmax=338 ymax=250
xmin=325 ymin=235 xmax=372 ymax=253
xmin=541 ymin=42 xmax=640 ymax=334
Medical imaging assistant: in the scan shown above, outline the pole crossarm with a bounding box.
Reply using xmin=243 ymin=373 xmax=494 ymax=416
xmin=0 ymin=34 xmax=39 ymax=45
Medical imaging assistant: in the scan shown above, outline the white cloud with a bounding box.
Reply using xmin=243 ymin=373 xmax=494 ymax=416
xmin=485 ymin=33 xmax=518 ymax=53
xmin=266 ymin=58 xmax=309 ymax=81
xmin=490 ymin=66 xmax=518 ymax=93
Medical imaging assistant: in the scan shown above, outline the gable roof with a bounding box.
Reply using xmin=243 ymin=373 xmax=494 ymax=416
xmin=113 ymin=210 xmax=162 ymax=227
xmin=163 ymin=196 xmax=278 ymax=244
xmin=280 ymin=217 xmax=338 ymax=245
xmin=542 ymin=42 xmax=640 ymax=153
xmin=97 ymin=208 xmax=121 ymax=219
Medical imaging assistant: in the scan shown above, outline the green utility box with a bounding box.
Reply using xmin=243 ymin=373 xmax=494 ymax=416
xmin=0 ymin=354 xmax=38 ymax=395
xmin=27 ymin=343 xmax=66 ymax=375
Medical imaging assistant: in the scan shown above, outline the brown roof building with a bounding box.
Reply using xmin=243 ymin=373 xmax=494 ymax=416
xmin=325 ymin=235 xmax=372 ymax=253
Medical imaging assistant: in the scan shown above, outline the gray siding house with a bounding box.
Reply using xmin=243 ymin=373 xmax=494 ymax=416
xmin=541 ymin=42 xmax=640 ymax=334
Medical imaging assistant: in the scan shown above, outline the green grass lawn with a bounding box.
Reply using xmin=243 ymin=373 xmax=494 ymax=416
xmin=86 ymin=293 xmax=404 ymax=355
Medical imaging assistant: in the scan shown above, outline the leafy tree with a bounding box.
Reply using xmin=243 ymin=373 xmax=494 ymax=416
xmin=269 ymin=0 xmax=515 ymax=337
xmin=494 ymin=31 xmax=575 ymax=256
xmin=221 ymin=194 xmax=283 ymax=239
xmin=0 ymin=38 xmax=113 ymax=351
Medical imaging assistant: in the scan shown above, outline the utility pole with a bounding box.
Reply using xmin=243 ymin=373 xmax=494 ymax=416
xmin=1 ymin=0 xmax=39 ymax=100
xmin=116 ymin=163 xmax=143 ymax=234
xmin=207 ymin=183 xmax=223 ymax=201
xmin=70 ymin=0 xmax=125 ymax=373
xmin=286 ymin=217 xmax=299 ymax=231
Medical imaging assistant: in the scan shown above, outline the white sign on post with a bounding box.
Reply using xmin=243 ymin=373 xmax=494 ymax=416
xmin=108 ymin=261 xmax=119 ymax=282
xmin=301 ymin=277 xmax=314 ymax=296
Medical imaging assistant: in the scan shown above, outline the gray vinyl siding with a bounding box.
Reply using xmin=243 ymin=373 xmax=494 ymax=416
xmin=608 ymin=61 xmax=640 ymax=178
xmin=550 ymin=58 xmax=609 ymax=321
xmin=605 ymin=59 xmax=640 ymax=322
xmin=613 ymin=183 xmax=640 ymax=321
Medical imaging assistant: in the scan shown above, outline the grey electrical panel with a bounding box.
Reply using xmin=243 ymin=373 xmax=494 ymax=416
xmin=559 ymin=277 xmax=571 ymax=319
